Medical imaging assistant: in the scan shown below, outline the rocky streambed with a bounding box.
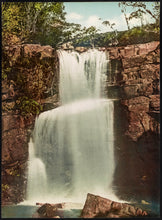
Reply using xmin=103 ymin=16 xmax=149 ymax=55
xmin=29 ymin=193 xmax=159 ymax=218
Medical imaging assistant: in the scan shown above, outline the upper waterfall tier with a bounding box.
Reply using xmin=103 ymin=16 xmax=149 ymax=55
xmin=58 ymin=49 xmax=108 ymax=104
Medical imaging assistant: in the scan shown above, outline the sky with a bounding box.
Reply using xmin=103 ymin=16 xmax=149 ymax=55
xmin=64 ymin=2 xmax=155 ymax=32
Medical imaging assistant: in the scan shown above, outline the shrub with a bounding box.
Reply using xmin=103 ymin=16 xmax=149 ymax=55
xmin=16 ymin=96 xmax=43 ymax=116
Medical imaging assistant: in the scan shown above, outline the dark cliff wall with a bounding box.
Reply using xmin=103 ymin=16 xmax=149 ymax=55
xmin=2 ymin=44 xmax=59 ymax=205
xmin=106 ymin=41 xmax=160 ymax=203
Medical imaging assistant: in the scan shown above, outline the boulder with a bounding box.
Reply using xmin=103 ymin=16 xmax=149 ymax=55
xmin=61 ymin=42 xmax=74 ymax=50
xmin=75 ymin=47 xmax=87 ymax=53
xmin=81 ymin=193 xmax=148 ymax=218
xmin=37 ymin=203 xmax=57 ymax=217
xmin=36 ymin=202 xmax=66 ymax=209
xmin=35 ymin=203 xmax=64 ymax=218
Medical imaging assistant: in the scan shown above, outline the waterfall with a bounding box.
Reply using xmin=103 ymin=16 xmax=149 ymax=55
xmin=26 ymin=49 xmax=117 ymax=204
xmin=26 ymin=139 xmax=48 ymax=201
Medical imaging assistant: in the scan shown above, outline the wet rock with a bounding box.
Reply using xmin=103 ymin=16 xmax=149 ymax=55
xmin=32 ymin=212 xmax=41 ymax=218
xmin=36 ymin=203 xmax=63 ymax=218
xmin=98 ymin=47 xmax=106 ymax=51
xmin=136 ymin=208 xmax=143 ymax=215
xmin=36 ymin=202 xmax=66 ymax=209
xmin=37 ymin=203 xmax=57 ymax=217
xmin=81 ymin=193 xmax=148 ymax=218
xmin=75 ymin=47 xmax=87 ymax=53
xmin=61 ymin=42 xmax=74 ymax=50
xmin=143 ymin=211 xmax=148 ymax=216
xmin=41 ymin=94 xmax=60 ymax=111
xmin=123 ymin=96 xmax=150 ymax=112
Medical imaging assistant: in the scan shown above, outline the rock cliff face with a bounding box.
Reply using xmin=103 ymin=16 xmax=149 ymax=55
xmin=2 ymin=44 xmax=59 ymax=204
xmin=106 ymin=41 xmax=160 ymax=203
xmin=2 ymin=41 xmax=160 ymax=205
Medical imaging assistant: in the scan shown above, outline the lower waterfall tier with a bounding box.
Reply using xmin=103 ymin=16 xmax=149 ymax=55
xmin=26 ymin=98 xmax=116 ymax=203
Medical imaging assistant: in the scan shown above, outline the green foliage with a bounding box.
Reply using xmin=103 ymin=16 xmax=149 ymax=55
xmin=24 ymin=2 xmax=66 ymax=48
xmin=2 ymin=184 xmax=9 ymax=192
xmin=117 ymin=26 xmax=159 ymax=46
xmin=118 ymin=2 xmax=160 ymax=30
xmin=2 ymin=71 xmax=7 ymax=80
xmin=2 ymin=2 xmax=160 ymax=49
xmin=101 ymin=20 xmax=118 ymax=46
xmin=16 ymin=96 xmax=43 ymax=116
xmin=9 ymin=168 xmax=20 ymax=177
xmin=102 ymin=20 xmax=116 ymax=30
xmin=2 ymin=3 xmax=26 ymax=45
xmin=2 ymin=50 xmax=11 ymax=80
xmin=72 ymin=25 xmax=99 ymax=48
xmin=2 ymin=67 xmax=11 ymax=80
xmin=2 ymin=2 xmax=66 ymax=48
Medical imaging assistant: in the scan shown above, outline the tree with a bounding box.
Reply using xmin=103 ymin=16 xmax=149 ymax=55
xmin=85 ymin=26 xmax=99 ymax=48
xmin=118 ymin=2 xmax=160 ymax=30
xmin=131 ymin=2 xmax=160 ymax=26
xmin=72 ymin=26 xmax=99 ymax=48
xmin=102 ymin=20 xmax=118 ymax=46
xmin=2 ymin=2 xmax=67 ymax=48
xmin=118 ymin=2 xmax=130 ymax=30
xmin=2 ymin=2 xmax=26 ymax=45
xmin=23 ymin=2 xmax=66 ymax=47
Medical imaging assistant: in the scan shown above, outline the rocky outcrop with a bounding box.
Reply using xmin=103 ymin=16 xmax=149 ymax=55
xmin=34 ymin=203 xmax=63 ymax=218
xmin=33 ymin=202 xmax=82 ymax=218
xmin=2 ymin=44 xmax=59 ymax=205
xmin=107 ymin=42 xmax=160 ymax=203
xmin=75 ymin=47 xmax=88 ymax=53
xmin=81 ymin=193 xmax=148 ymax=218
xmin=119 ymin=43 xmax=160 ymax=140
xmin=61 ymin=42 xmax=74 ymax=50
xmin=121 ymin=95 xmax=160 ymax=141
xmin=106 ymin=41 xmax=159 ymax=60
xmin=2 ymin=44 xmax=59 ymax=101
xmin=106 ymin=41 xmax=160 ymax=140
xmin=33 ymin=195 xmax=149 ymax=218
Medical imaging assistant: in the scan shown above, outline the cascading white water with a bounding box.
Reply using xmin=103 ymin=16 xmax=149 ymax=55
xmin=26 ymin=139 xmax=48 ymax=202
xmin=26 ymin=49 xmax=118 ymax=204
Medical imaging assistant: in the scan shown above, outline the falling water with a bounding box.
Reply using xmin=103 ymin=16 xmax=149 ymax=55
xmin=26 ymin=139 xmax=47 ymax=202
xmin=26 ymin=49 xmax=117 ymax=204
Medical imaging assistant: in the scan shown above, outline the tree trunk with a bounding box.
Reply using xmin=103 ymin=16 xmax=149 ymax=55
xmin=125 ymin=14 xmax=130 ymax=30
xmin=32 ymin=11 xmax=39 ymax=34
xmin=26 ymin=3 xmax=32 ymax=32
